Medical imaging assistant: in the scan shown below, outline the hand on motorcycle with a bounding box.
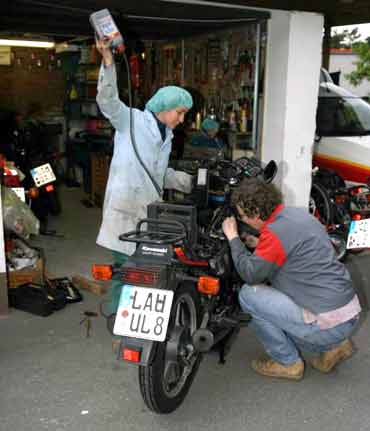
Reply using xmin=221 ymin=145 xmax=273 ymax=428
xmin=222 ymin=216 xmax=239 ymax=241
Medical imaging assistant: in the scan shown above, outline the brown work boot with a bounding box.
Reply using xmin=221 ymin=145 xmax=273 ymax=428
xmin=310 ymin=339 xmax=354 ymax=373
xmin=251 ymin=358 xmax=304 ymax=380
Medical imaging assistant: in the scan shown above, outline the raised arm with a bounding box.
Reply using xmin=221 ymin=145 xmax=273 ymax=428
xmin=95 ymin=38 xmax=130 ymax=132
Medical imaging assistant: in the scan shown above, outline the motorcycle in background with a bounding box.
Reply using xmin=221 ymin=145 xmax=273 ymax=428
xmin=10 ymin=115 xmax=62 ymax=233
xmin=309 ymin=167 xmax=370 ymax=260
xmin=309 ymin=167 xmax=350 ymax=261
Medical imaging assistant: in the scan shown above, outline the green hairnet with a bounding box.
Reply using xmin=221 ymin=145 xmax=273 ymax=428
xmin=146 ymin=86 xmax=193 ymax=113
xmin=201 ymin=118 xmax=219 ymax=132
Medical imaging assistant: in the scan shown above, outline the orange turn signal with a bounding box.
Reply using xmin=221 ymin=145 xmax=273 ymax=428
xmin=92 ymin=264 xmax=113 ymax=280
xmin=28 ymin=187 xmax=39 ymax=199
xmin=197 ymin=276 xmax=220 ymax=296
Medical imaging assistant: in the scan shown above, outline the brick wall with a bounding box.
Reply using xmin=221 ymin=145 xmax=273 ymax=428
xmin=0 ymin=47 xmax=66 ymax=115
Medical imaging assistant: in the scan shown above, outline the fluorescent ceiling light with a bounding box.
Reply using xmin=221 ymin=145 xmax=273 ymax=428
xmin=0 ymin=39 xmax=55 ymax=48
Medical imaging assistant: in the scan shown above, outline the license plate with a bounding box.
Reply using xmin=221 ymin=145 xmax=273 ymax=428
xmin=113 ymin=285 xmax=174 ymax=342
xmin=11 ymin=187 xmax=26 ymax=202
xmin=30 ymin=163 xmax=56 ymax=187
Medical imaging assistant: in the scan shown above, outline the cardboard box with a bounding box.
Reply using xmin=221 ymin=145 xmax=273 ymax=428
xmin=72 ymin=275 xmax=109 ymax=296
xmin=8 ymin=258 xmax=44 ymax=289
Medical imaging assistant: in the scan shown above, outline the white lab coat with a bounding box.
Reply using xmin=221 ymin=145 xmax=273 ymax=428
xmin=96 ymin=63 xmax=192 ymax=254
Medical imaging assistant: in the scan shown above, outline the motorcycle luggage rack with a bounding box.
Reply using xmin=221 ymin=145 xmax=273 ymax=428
xmin=147 ymin=201 xmax=198 ymax=247
xmin=119 ymin=218 xmax=187 ymax=245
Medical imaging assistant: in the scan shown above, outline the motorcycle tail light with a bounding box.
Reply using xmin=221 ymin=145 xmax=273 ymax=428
xmin=122 ymin=348 xmax=141 ymax=363
xmin=197 ymin=276 xmax=220 ymax=296
xmin=4 ymin=176 xmax=21 ymax=187
xmin=92 ymin=264 xmax=113 ymax=280
xmin=121 ymin=267 xmax=160 ymax=286
xmin=45 ymin=184 xmax=54 ymax=192
xmin=28 ymin=187 xmax=39 ymax=199
xmin=352 ymin=214 xmax=363 ymax=221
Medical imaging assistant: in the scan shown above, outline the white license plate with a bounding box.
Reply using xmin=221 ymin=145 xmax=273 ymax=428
xmin=11 ymin=187 xmax=25 ymax=202
xmin=113 ymin=285 xmax=174 ymax=342
xmin=30 ymin=163 xmax=56 ymax=187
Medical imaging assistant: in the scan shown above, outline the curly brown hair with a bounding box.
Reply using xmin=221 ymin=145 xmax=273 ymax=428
xmin=231 ymin=178 xmax=283 ymax=221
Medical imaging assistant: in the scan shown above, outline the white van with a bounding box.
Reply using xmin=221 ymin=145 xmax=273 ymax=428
xmin=313 ymin=69 xmax=370 ymax=184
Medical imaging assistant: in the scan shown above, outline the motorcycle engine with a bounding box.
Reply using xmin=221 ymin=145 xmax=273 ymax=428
xmin=209 ymin=244 xmax=231 ymax=276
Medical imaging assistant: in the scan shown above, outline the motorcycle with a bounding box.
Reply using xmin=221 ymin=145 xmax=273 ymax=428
xmin=309 ymin=167 xmax=351 ymax=261
xmin=94 ymin=156 xmax=277 ymax=414
xmin=10 ymin=117 xmax=62 ymax=233
xmin=309 ymin=167 xmax=370 ymax=260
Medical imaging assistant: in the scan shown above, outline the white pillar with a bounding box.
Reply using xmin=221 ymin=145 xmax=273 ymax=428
xmin=261 ymin=10 xmax=324 ymax=208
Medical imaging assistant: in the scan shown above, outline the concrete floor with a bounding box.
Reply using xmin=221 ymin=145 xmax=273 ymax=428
xmin=1 ymin=186 xmax=370 ymax=431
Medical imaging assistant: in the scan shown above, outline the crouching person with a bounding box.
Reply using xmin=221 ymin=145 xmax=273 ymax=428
xmin=222 ymin=178 xmax=361 ymax=380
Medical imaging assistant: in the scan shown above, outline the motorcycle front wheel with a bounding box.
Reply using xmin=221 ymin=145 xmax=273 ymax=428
xmin=138 ymin=284 xmax=201 ymax=414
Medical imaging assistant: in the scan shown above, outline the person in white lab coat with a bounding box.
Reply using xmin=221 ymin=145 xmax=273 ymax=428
xmin=96 ymin=39 xmax=193 ymax=312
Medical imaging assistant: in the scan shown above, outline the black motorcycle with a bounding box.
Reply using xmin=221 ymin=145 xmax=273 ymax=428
xmin=309 ymin=167 xmax=354 ymax=261
xmin=310 ymin=167 xmax=370 ymax=258
xmin=97 ymin=156 xmax=277 ymax=414
xmin=11 ymin=117 xmax=62 ymax=232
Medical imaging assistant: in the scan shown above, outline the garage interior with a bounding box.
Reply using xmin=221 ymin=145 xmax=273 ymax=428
xmin=1 ymin=1 xmax=370 ymax=429
xmin=1 ymin=0 xmax=272 ymax=303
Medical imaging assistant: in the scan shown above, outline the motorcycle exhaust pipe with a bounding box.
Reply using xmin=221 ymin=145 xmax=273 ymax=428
xmin=192 ymin=328 xmax=214 ymax=353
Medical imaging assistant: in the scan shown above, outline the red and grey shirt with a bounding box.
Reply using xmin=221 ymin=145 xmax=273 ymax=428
xmin=229 ymin=205 xmax=358 ymax=317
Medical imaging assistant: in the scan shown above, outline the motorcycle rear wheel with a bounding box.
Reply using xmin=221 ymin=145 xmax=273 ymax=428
xmin=309 ymin=182 xmax=333 ymax=225
xmin=328 ymin=230 xmax=347 ymax=262
xmin=138 ymin=284 xmax=201 ymax=414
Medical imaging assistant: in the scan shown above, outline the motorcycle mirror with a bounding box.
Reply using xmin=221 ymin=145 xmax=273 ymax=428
xmin=263 ymin=161 xmax=277 ymax=184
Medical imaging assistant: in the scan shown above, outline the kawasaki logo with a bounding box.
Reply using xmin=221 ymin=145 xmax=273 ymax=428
xmin=142 ymin=246 xmax=168 ymax=253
